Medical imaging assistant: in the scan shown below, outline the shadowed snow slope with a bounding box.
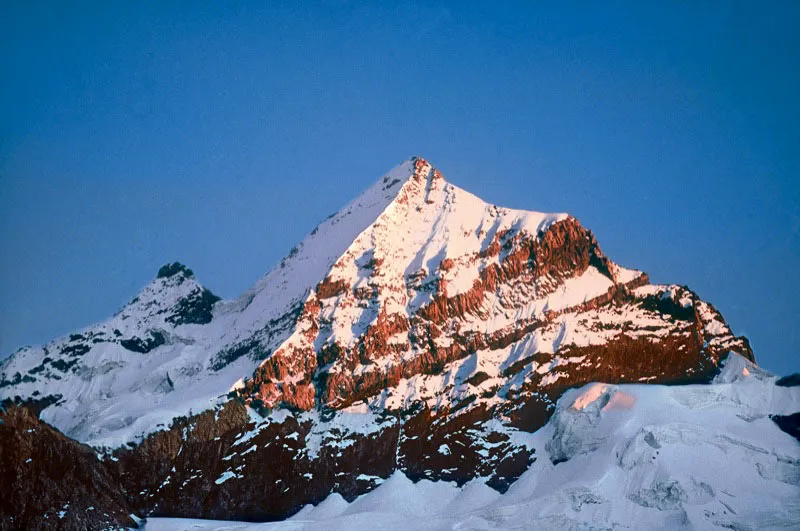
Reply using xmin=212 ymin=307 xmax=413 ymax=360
xmin=146 ymin=354 xmax=800 ymax=531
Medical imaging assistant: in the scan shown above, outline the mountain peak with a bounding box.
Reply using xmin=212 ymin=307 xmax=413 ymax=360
xmin=1 ymin=158 xmax=753 ymax=456
xmin=122 ymin=264 xmax=220 ymax=326
xmin=407 ymin=155 xmax=442 ymax=179
xmin=374 ymin=156 xmax=443 ymax=198
xmin=156 ymin=262 xmax=194 ymax=280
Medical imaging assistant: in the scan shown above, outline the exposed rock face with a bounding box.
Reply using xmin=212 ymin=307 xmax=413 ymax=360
xmin=0 ymin=157 xmax=757 ymax=526
xmin=0 ymin=403 xmax=136 ymax=530
xmin=157 ymin=262 xmax=194 ymax=279
xmin=771 ymin=412 xmax=800 ymax=442
xmin=109 ymin=401 xmax=533 ymax=522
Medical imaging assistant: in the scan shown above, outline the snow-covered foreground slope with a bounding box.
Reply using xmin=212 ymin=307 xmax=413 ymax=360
xmin=146 ymin=355 xmax=800 ymax=530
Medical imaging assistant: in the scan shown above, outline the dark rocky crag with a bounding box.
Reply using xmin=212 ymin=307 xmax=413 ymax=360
xmin=0 ymin=402 xmax=136 ymax=530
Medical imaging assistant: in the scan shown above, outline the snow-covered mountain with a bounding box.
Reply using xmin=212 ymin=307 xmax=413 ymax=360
xmin=1 ymin=157 xmax=776 ymax=530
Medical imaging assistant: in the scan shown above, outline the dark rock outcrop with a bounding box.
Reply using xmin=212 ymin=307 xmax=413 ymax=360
xmin=165 ymin=287 xmax=221 ymax=325
xmin=776 ymin=374 xmax=800 ymax=387
xmin=0 ymin=403 xmax=138 ymax=530
xmin=157 ymin=262 xmax=194 ymax=279
xmin=120 ymin=330 xmax=166 ymax=354
xmin=771 ymin=412 xmax=800 ymax=443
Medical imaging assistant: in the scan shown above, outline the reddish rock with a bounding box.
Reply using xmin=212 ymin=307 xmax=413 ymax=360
xmin=0 ymin=403 xmax=137 ymax=530
xmin=316 ymin=277 xmax=349 ymax=299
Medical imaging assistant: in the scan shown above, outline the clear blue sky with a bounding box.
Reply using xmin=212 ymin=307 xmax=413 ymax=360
xmin=1 ymin=2 xmax=798 ymax=375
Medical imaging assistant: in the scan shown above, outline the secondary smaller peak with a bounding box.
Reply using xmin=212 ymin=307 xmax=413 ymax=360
xmin=157 ymin=262 xmax=195 ymax=280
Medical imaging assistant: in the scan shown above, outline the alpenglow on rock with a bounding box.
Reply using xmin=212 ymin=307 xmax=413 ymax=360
xmin=0 ymin=157 xmax=756 ymax=523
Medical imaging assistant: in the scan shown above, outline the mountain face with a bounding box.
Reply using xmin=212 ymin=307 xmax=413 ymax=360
xmin=0 ymin=157 xmax=757 ymax=526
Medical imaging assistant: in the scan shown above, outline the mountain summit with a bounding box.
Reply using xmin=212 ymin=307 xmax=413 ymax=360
xmin=0 ymin=158 xmax=758 ymax=525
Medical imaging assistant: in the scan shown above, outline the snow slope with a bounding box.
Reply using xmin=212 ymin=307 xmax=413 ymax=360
xmin=145 ymin=354 xmax=800 ymax=530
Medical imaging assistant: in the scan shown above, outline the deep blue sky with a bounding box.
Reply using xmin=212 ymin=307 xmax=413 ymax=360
xmin=1 ymin=2 xmax=798 ymax=374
